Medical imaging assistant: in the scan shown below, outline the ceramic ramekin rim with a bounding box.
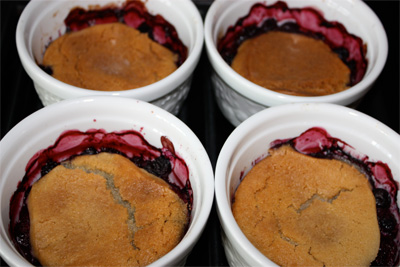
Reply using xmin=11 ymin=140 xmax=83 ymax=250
xmin=15 ymin=0 xmax=204 ymax=102
xmin=204 ymin=0 xmax=389 ymax=107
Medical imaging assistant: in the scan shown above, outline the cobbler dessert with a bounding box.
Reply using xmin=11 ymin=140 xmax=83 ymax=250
xmin=218 ymin=2 xmax=367 ymax=96
xmin=9 ymin=129 xmax=192 ymax=266
xmin=41 ymin=1 xmax=187 ymax=91
xmin=232 ymin=128 xmax=399 ymax=266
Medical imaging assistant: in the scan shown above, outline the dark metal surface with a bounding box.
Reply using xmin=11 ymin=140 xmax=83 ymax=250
xmin=1 ymin=1 xmax=399 ymax=266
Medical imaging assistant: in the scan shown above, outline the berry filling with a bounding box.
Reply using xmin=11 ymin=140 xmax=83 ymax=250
xmin=218 ymin=1 xmax=367 ymax=86
xmin=270 ymin=127 xmax=399 ymax=266
xmin=9 ymin=129 xmax=192 ymax=265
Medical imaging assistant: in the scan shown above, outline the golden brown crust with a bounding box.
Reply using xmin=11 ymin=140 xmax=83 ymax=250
xmin=43 ymin=22 xmax=177 ymax=91
xmin=231 ymin=31 xmax=350 ymax=96
xmin=28 ymin=152 xmax=188 ymax=266
xmin=232 ymin=146 xmax=380 ymax=266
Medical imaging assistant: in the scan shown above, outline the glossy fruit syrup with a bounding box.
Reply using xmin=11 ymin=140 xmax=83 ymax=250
xmin=42 ymin=0 xmax=187 ymax=76
xmin=9 ymin=129 xmax=192 ymax=265
xmin=269 ymin=127 xmax=399 ymax=266
xmin=218 ymin=1 xmax=367 ymax=86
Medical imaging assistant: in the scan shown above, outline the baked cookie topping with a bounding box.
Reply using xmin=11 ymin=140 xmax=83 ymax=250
xmin=43 ymin=23 xmax=177 ymax=91
xmin=232 ymin=127 xmax=400 ymax=266
xmin=231 ymin=31 xmax=350 ymax=96
xmin=233 ymin=145 xmax=380 ymax=266
xmin=28 ymin=153 xmax=188 ymax=266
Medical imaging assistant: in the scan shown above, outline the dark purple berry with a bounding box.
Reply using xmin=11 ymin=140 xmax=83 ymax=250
xmin=372 ymin=235 xmax=399 ymax=266
xmin=39 ymin=64 xmax=53 ymax=75
xmin=41 ymin=160 xmax=59 ymax=176
xmin=82 ymin=147 xmax=98 ymax=155
xmin=374 ymin=188 xmax=391 ymax=209
xmin=378 ymin=212 xmax=397 ymax=236
xmin=132 ymin=155 xmax=171 ymax=180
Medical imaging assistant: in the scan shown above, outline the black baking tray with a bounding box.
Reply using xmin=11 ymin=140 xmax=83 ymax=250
xmin=1 ymin=1 xmax=399 ymax=266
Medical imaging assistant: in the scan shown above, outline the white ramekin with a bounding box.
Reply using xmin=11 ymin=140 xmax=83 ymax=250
xmin=16 ymin=0 xmax=204 ymax=115
xmin=0 ymin=96 xmax=214 ymax=266
xmin=215 ymin=102 xmax=400 ymax=266
xmin=205 ymin=0 xmax=388 ymax=126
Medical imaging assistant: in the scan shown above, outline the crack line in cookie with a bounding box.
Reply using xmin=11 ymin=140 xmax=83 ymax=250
xmin=308 ymin=247 xmax=326 ymax=266
xmin=293 ymin=189 xmax=353 ymax=214
xmin=61 ymin=162 xmax=141 ymax=250
xmin=274 ymin=212 xmax=299 ymax=247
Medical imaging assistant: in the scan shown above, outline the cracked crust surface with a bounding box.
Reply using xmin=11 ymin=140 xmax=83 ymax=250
xmin=42 ymin=22 xmax=177 ymax=91
xmin=231 ymin=31 xmax=350 ymax=96
xmin=28 ymin=153 xmax=188 ymax=266
xmin=232 ymin=145 xmax=380 ymax=266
